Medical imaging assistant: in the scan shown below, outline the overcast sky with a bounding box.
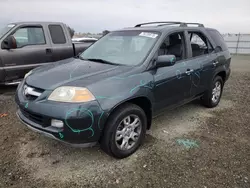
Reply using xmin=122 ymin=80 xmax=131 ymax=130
xmin=1 ymin=0 xmax=250 ymax=33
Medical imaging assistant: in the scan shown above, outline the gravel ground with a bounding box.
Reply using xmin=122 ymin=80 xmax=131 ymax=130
xmin=0 ymin=56 xmax=249 ymax=188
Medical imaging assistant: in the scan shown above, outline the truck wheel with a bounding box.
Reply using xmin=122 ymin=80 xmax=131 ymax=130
xmin=201 ymin=76 xmax=224 ymax=108
xmin=100 ymin=103 xmax=147 ymax=159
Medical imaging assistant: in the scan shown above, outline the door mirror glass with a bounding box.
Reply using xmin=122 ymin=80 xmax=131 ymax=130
xmin=2 ymin=35 xmax=17 ymax=49
xmin=156 ymin=55 xmax=176 ymax=68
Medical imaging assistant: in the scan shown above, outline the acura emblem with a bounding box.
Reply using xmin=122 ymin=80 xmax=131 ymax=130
xmin=23 ymin=85 xmax=42 ymax=97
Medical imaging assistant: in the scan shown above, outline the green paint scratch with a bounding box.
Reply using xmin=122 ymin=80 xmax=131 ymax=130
xmin=170 ymin=57 xmax=175 ymax=64
xmin=59 ymin=132 xmax=64 ymax=139
xmin=107 ymin=74 xmax=139 ymax=81
xmin=25 ymin=103 xmax=28 ymax=108
xmin=65 ymin=108 xmax=94 ymax=137
xmin=98 ymin=111 xmax=104 ymax=130
xmin=176 ymin=139 xmax=199 ymax=149
xmin=130 ymin=80 xmax=147 ymax=93
xmin=96 ymin=95 xmax=124 ymax=100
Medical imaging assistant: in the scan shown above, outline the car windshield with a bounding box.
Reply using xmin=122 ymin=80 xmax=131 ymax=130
xmin=0 ymin=24 xmax=15 ymax=39
xmin=79 ymin=30 xmax=160 ymax=66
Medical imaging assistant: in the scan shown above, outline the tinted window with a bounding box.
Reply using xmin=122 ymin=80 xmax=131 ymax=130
xmin=49 ymin=25 xmax=66 ymax=44
xmin=207 ymin=29 xmax=228 ymax=51
xmin=188 ymin=32 xmax=213 ymax=57
xmin=12 ymin=26 xmax=45 ymax=48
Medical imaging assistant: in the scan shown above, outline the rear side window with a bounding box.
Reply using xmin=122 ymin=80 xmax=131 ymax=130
xmin=207 ymin=29 xmax=228 ymax=51
xmin=188 ymin=31 xmax=213 ymax=57
xmin=48 ymin=25 xmax=66 ymax=44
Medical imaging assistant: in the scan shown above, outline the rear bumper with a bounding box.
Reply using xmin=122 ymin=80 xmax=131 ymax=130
xmin=225 ymin=67 xmax=231 ymax=81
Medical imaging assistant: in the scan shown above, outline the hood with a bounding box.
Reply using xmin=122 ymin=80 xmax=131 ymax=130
xmin=26 ymin=58 xmax=133 ymax=90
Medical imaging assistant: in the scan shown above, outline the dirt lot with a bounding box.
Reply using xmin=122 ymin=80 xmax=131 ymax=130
xmin=0 ymin=56 xmax=249 ymax=188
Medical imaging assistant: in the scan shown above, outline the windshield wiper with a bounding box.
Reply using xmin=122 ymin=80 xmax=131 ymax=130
xmin=84 ymin=58 xmax=120 ymax=65
xmin=78 ymin=56 xmax=85 ymax=60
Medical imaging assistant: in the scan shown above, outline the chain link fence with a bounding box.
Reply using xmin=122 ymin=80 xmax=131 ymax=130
xmin=223 ymin=34 xmax=250 ymax=55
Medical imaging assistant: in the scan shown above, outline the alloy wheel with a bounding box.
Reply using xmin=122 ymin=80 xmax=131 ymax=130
xmin=115 ymin=115 xmax=142 ymax=150
xmin=211 ymin=81 xmax=222 ymax=103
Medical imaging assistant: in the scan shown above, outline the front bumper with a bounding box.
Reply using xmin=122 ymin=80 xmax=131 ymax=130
xmin=16 ymin=110 xmax=96 ymax=147
xmin=15 ymin=81 xmax=108 ymax=146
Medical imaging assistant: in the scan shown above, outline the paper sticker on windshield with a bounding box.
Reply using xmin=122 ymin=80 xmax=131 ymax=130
xmin=139 ymin=32 xmax=158 ymax=38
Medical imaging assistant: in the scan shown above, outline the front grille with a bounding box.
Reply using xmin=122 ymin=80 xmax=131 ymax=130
xmin=20 ymin=108 xmax=50 ymax=127
xmin=23 ymin=84 xmax=44 ymax=101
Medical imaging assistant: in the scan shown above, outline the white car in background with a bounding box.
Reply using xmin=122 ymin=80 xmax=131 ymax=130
xmin=72 ymin=37 xmax=98 ymax=43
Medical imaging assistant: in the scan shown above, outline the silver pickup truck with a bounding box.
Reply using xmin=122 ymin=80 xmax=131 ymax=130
xmin=0 ymin=22 xmax=96 ymax=85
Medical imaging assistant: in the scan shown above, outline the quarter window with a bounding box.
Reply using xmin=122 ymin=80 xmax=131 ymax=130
xmin=207 ymin=30 xmax=228 ymax=51
xmin=12 ymin=26 xmax=45 ymax=48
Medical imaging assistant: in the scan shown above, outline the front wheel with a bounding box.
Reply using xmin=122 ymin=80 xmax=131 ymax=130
xmin=201 ymin=76 xmax=224 ymax=108
xmin=100 ymin=103 xmax=147 ymax=159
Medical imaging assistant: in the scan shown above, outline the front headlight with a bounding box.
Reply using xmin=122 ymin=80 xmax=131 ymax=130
xmin=48 ymin=86 xmax=95 ymax=103
xmin=24 ymin=70 xmax=32 ymax=78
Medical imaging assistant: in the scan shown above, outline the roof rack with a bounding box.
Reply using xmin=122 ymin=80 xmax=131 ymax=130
xmin=184 ymin=23 xmax=204 ymax=27
xmin=134 ymin=21 xmax=204 ymax=28
xmin=135 ymin=22 xmax=184 ymax=27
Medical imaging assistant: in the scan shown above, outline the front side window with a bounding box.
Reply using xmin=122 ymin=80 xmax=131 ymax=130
xmin=158 ymin=32 xmax=186 ymax=61
xmin=80 ymin=31 xmax=160 ymax=66
xmin=12 ymin=26 xmax=45 ymax=48
xmin=188 ymin=32 xmax=213 ymax=57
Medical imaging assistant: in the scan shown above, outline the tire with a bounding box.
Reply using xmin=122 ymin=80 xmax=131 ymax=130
xmin=100 ymin=103 xmax=147 ymax=159
xmin=201 ymin=76 xmax=224 ymax=108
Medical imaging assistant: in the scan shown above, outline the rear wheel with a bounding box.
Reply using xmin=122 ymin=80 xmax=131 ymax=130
xmin=100 ymin=103 xmax=147 ymax=159
xmin=201 ymin=76 xmax=224 ymax=108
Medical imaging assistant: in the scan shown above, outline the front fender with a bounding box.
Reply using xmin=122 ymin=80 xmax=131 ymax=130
xmin=87 ymin=72 xmax=154 ymax=112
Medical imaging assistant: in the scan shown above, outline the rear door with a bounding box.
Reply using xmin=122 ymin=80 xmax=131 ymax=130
xmin=206 ymin=29 xmax=231 ymax=79
xmin=184 ymin=29 xmax=217 ymax=97
xmin=1 ymin=24 xmax=52 ymax=82
xmin=48 ymin=24 xmax=75 ymax=61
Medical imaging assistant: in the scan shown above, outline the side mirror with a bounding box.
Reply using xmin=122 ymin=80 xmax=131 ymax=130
xmin=214 ymin=46 xmax=222 ymax=53
xmin=156 ymin=55 xmax=176 ymax=68
xmin=2 ymin=35 xmax=17 ymax=49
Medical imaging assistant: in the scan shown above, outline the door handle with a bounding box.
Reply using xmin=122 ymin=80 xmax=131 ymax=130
xmin=45 ymin=48 xmax=52 ymax=54
xmin=185 ymin=69 xmax=194 ymax=75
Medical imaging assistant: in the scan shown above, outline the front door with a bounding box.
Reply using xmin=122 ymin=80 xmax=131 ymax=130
xmin=152 ymin=31 xmax=192 ymax=113
xmin=1 ymin=25 xmax=52 ymax=82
